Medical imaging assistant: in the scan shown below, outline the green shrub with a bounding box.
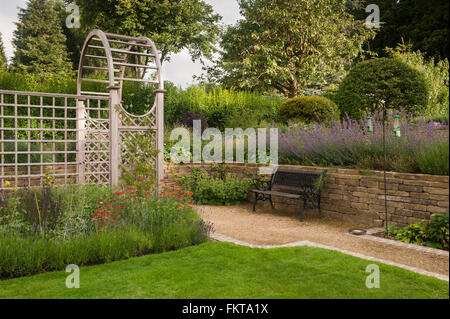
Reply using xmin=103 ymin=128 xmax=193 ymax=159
xmin=335 ymin=58 xmax=429 ymax=119
xmin=278 ymin=96 xmax=340 ymax=124
xmin=0 ymin=71 xmax=282 ymax=128
xmin=386 ymin=43 xmax=449 ymax=119
xmin=416 ymin=140 xmax=449 ymax=176
xmin=165 ymin=84 xmax=282 ymax=129
xmin=0 ymin=227 xmax=153 ymax=279
xmin=180 ymin=168 xmax=250 ymax=205
xmin=387 ymin=212 xmax=449 ymax=250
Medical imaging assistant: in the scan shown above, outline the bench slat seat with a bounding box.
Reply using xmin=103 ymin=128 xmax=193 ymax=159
xmin=249 ymin=189 xmax=302 ymax=199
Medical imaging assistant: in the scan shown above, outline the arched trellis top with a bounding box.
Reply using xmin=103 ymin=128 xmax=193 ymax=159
xmin=76 ymin=29 xmax=165 ymax=187
xmin=77 ymin=29 xmax=165 ymax=101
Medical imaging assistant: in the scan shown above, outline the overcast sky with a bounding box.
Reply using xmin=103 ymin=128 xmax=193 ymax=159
xmin=0 ymin=0 xmax=242 ymax=88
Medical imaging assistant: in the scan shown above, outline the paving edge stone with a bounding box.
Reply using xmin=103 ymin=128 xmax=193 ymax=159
xmin=355 ymin=227 xmax=450 ymax=257
xmin=209 ymin=232 xmax=449 ymax=282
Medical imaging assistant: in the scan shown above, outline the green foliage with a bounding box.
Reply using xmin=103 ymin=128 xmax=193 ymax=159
xmin=0 ymin=72 xmax=281 ymax=129
xmin=128 ymin=197 xmax=211 ymax=253
xmin=208 ymin=0 xmax=374 ymax=97
xmin=0 ymin=241 xmax=449 ymax=299
xmin=385 ymin=43 xmax=449 ymax=119
xmin=11 ymin=0 xmax=73 ymax=76
xmin=279 ymin=96 xmax=340 ymax=124
xmin=119 ymin=128 xmax=159 ymax=192
xmin=387 ymin=212 xmax=449 ymax=250
xmin=165 ymin=84 xmax=282 ymax=129
xmin=0 ymin=33 xmax=7 ymax=71
xmin=335 ymin=58 xmax=429 ymax=119
xmin=415 ymin=141 xmax=449 ymax=176
xmin=0 ymin=184 xmax=210 ymax=279
xmin=180 ymin=168 xmax=250 ymax=205
xmin=71 ymin=0 xmax=221 ymax=64
xmin=0 ymin=227 xmax=153 ymax=279
xmin=349 ymin=0 xmax=449 ymax=60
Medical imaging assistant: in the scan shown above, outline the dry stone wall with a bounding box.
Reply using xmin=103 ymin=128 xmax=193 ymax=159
xmin=165 ymin=163 xmax=449 ymax=227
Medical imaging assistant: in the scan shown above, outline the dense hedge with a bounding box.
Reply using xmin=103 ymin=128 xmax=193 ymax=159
xmin=334 ymin=58 xmax=429 ymax=119
xmin=0 ymin=71 xmax=281 ymax=129
xmin=279 ymin=96 xmax=340 ymax=124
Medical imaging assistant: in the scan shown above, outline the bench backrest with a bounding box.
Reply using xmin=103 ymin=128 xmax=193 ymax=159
xmin=270 ymin=168 xmax=327 ymax=193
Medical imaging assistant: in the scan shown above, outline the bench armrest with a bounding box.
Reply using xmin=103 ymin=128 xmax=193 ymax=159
xmin=251 ymin=177 xmax=272 ymax=191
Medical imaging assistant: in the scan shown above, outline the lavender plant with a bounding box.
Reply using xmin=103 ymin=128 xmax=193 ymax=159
xmin=279 ymin=111 xmax=449 ymax=174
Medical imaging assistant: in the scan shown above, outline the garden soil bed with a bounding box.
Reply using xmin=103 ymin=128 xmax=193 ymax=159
xmin=196 ymin=203 xmax=449 ymax=276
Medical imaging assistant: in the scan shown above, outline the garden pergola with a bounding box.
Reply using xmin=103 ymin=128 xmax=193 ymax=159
xmin=0 ymin=29 xmax=165 ymax=189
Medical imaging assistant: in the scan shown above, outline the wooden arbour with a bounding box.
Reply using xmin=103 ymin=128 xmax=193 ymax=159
xmin=77 ymin=29 xmax=165 ymax=187
xmin=0 ymin=29 xmax=165 ymax=189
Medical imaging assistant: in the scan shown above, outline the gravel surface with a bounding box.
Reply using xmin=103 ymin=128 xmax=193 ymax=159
xmin=197 ymin=203 xmax=449 ymax=276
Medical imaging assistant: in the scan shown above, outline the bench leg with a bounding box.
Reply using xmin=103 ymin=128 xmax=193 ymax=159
xmin=269 ymin=196 xmax=275 ymax=209
xmin=300 ymin=199 xmax=307 ymax=222
xmin=318 ymin=197 xmax=322 ymax=218
xmin=252 ymin=194 xmax=258 ymax=212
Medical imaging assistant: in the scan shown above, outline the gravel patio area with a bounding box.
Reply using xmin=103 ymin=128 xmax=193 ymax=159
xmin=196 ymin=203 xmax=449 ymax=277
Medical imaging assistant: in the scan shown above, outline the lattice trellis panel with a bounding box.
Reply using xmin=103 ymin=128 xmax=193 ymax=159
xmin=1 ymin=30 xmax=165 ymax=190
xmin=118 ymin=107 xmax=157 ymax=178
xmin=81 ymin=97 xmax=111 ymax=185
xmin=0 ymin=90 xmax=110 ymax=189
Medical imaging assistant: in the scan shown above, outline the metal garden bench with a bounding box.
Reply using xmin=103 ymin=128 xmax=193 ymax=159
xmin=250 ymin=168 xmax=327 ymax=221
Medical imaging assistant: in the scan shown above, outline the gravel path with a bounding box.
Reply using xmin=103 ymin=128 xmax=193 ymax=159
xmin=197 ymin=203 xmax=449 ymax=277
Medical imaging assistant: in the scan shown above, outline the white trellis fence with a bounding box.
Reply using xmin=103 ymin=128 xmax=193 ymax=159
xmin=0 ymin=29 xmax=165 ymax=189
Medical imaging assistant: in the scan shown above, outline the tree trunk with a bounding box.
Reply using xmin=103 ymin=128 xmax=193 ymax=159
xmin=288 ymin=83 xmax=299 ymax=98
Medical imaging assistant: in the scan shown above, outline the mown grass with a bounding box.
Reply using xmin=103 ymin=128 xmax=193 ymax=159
xmin=0 ymin=242 xmax=447 ymax=299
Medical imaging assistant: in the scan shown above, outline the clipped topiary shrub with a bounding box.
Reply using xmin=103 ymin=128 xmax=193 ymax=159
xmin=335 ymin=58 xmax=429 ymax=119
xmin=278 ymin=96 xmax=340 ymax=124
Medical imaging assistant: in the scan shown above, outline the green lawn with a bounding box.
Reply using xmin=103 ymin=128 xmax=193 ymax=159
xmin=0 ymin=242 xmax=448 ymax=299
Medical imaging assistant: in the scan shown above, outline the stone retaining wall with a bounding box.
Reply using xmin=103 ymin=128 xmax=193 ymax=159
xmin=164 ymin=163 xmax=449 ymax=227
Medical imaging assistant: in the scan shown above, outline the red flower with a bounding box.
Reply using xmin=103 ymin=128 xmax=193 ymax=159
xmin=114 ymin=191 xmax=124 ymax=196
xmin=98 ymin=198 xmax=104 ymax=202
xmin=138 ymin=178 xmax=143 ymax=182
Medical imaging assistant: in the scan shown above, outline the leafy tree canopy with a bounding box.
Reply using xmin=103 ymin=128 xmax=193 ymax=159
xmin=335 ymin=57 xmax=429 ymax=119
xmin=350 ymin=0 xmax=449 ymax=60
xmin=0 ymin=33 xmax=7 ymax=71
xmin=12 ymin=0 xmax=73 ymax=76
xmin=205 ymin=0 xmax=374 ymax=97
xmin=69 ymin=0 xmax=221 ymax=65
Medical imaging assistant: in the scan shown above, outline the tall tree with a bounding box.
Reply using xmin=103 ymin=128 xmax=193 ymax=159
xmin=12 ymin=0 xmax=73 ymax=75
xmin=207 ymin=0 xmax=374 ymax=97
xmin=350 ymin=0 xmax=449 ymax=60
xmin=67 ymin=0 xmax=221 ymax=67
xmin=0 ymin=33 xmax=7 ymax=71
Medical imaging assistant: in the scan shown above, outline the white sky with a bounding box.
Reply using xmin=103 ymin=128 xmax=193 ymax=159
xmin=0 ymin=0 xmax=242 ymax=88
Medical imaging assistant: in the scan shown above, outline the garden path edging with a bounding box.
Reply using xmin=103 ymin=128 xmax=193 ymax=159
xmin=348 ymin=227 xmax=450 ymax=257
xmin=209 ymin=232 xmax=449 ymax=282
